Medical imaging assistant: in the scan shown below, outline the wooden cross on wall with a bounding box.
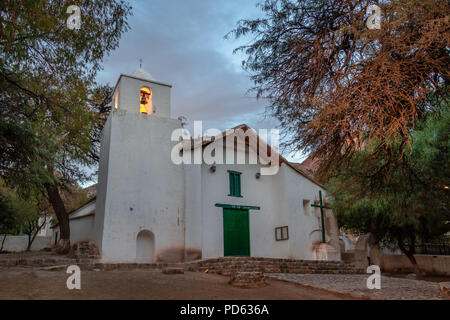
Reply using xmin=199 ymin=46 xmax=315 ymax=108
xmin=311 ymin=190 xmax=331 ymax=243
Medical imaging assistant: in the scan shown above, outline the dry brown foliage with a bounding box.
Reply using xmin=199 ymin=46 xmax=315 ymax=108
xmin=232 ymin=0 xmax=449 ymax=177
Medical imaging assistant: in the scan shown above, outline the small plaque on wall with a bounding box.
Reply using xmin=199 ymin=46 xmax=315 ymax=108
xmin=275 ymin=226 xmax=289 ymax=241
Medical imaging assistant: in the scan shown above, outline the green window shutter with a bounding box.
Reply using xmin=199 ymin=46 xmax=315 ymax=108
xmin=229 ymin=172 xmax=234 ymax=195
xmin=228 ymin=170 xmax=242 ymax=197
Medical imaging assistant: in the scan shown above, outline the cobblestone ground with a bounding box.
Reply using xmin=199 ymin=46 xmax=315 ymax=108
xmin=267 ymin=273 xmax=444 ymax=300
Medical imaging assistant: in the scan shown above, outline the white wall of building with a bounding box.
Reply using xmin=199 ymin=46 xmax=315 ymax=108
xmin=52 ymin=200 xmax=96 ymax=245
xmin=95 ymin=111 xmax=185 ymax=263
xmin=94 ymin=114 xmax=112 ymax=251
xmin=70 ymin=215 xmax=95 ymax=244
xmin=184 ymin=163 xmax=203 ymax=260
xmin=280 ymin=163 xmax=335 ymax=259
xmin=71 ymin=200 xmax=95 ymax=219
xmin=36 ymin=216 xmax=53 ymax=237
xmin=199 ymin=162 xmax=330 ymax=259
xmin=184 ymin=140 xmax=338 ymax=261
xmin=89 ymin=70 xmax=341 ymax=263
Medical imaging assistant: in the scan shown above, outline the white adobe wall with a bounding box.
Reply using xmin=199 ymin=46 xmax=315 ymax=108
xmin=94 ymin=115 xmax=112 ymax=250
xmin=52 ymin=201 xmax=96 ymax=245
xmin=196 ymin=145 xmax=337 ymax=260
xmin=65 ymin=200 xmax=96 ymax=244
xmin=198 ymin=160 xmax=286 ymax=259
xmin=71 ymin=200 xmax=95 ymax=219
xmin=278 ymin=164 xmax=337 ymax=260
xmin=184 ymin=163 xmax=203 ymax=260
xmin=70 ymin=215 xmax=95 ymax=244
xmin=95 ymin=110 xmax=185 ymax=263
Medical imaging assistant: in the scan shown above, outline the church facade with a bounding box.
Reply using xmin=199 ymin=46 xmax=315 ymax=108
xmin=54 ymin=69 xmax=341 ymax=263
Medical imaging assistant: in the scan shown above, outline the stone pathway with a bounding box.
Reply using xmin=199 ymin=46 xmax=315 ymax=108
xmin=267 ymin=273 xmax=444 ymax=300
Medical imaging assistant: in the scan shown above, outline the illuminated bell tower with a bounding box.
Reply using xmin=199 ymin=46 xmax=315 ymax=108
xmin=111 ymin=68 xmax=171 ymax=117
xmin=95 ymin=68 xmax=185 ymax=263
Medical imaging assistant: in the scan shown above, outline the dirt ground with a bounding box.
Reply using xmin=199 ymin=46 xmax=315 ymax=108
xmin=0 ymin=267 xmax=360 ymax=300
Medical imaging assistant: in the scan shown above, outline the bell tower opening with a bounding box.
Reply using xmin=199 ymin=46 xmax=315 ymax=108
xmin=110 ymin=69 xmax=171 ymax=117
xmin=114 ymin=91 xmax=119 ymax=109
xmin=139 ymin=86 xmax=152 ymax=114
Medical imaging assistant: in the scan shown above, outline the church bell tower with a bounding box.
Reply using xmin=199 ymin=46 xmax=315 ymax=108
xmin=94 ymin=68 xmax=186 ymax=263
xmin=111 ymin=68 xmax=172 ymax=118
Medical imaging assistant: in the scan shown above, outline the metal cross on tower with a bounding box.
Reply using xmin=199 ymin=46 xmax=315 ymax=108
xmin=311 ymin=190 xmax=330 ymax=243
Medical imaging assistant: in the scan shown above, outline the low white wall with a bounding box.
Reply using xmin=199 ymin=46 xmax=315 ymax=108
xmin=0 ymin=235 xmax=52 ymax=252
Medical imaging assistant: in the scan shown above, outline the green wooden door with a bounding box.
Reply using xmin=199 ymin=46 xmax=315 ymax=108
xmin=223 ymin=208 xmax=250 ymax=256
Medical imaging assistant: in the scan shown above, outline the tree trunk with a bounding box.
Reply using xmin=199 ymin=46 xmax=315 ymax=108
xmin=398 ymin=242 xmax=423 ymax=278
xmin=26 ymin=216 xmax=46 ymax=251
xmin=44 ymin=182 xmax=70 ymax=254
xmin=26 ymin=232 xmax=32 ymax=251
xmin=0 ymin=234 xmax=7 ymax=252
xmin=26 ymin=220 xmax=33 ymax=251
xmin=26 ymin=232 xmax=37 ymax=251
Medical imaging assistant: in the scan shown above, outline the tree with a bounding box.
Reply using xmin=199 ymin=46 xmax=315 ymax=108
xmin=229 ymin=0 xmax=449 ymax=178
xmin=0 ymin=1 xmax=131 ymax=252
xmin=0 ymin=178 xmax=90 ymax=252
xmin=13 ymin=196 xmax=46 ymax=251
xmin=230 ymin=0 xmax=449 ymax=275
xmin=0 ymin=180 xmax=48 ymax=251
xmin=329 ymin=106 xmax=450 ymax=276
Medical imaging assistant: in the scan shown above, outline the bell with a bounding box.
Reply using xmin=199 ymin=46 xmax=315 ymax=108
xmin=140 ymin=93 xmax=147 ymax=105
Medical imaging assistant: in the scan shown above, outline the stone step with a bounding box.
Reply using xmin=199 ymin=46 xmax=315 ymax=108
xmin=1 ymin=255 xmax=364 ymax=274
xmin=186 ymin=257 xmax=363 ymax=275
xmin=341 ymin=252 xmax=356 ymax=262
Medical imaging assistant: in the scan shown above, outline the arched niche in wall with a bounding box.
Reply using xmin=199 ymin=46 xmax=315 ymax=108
xmin=136 ymin=229 xmax=155 ymax=263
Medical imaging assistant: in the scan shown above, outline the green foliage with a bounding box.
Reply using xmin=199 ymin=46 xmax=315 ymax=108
xmin=0 ymin=184 xmax=40 ymax=236
xmin=0 ymin=193 xmax=18 ymax=235
xmin=329 ymin=106 xmax=450 ymax=249
xmin=0 ymin=1 xmax=130 ymax=201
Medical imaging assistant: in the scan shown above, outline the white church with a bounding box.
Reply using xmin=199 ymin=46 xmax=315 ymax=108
xmin=52 ymin=69 xmax=341 ymax=263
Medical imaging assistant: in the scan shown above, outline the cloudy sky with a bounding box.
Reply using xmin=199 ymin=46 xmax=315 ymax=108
xmin=96 ymin=0 xmax=305 ymax=162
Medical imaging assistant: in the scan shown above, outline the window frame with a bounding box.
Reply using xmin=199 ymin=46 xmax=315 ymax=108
xmin=275 ymin=226 xmax=289 ymax=241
